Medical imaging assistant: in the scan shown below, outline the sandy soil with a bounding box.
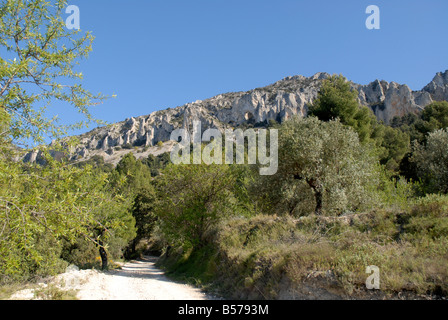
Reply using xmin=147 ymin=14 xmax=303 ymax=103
xmin=10 ymin=256 xmax=210 ymax=300
xmin=76 ymin=256 xmax=209 ymax=300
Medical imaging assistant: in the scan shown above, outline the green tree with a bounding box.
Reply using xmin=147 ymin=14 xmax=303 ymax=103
xmin=259 ymin=117 xmax=378 ymax=216
xmin=125 ymin=185 xmax=157 ymax=258
xmin=0 ymin=0 xmax=109 ymax=146
xmin=411 ymin=128 xmax=448 ymax=194
xmin=392 ymin=101 xmax=448 ymax=144
xmin=108 ymin=153 xmax=157 ymax=259
xmin=60 ymin=168 xmax=137 ymax=271
xmin=308 ymin=75 xmax=377 ymax=143
xmin=110 ymin=153 xmax=153 ymax=194
xmin=0 ymin=156 xmax=136 ymax=280
xmin=74 ymin=155 xmax=114 ymax=173
xmin=377 ymin=125 xmax=410 ymax=172
xmin=308 ymin=75 xmax=412 ymax=172
xmin=155 ymin=163 xmax=240 ymax=249
xmin=419 ymin=101 xmax=448 ymax=135
xmin=142 ymin=153 xmax=170 ymax=177
xmin=0 ymin=0 xmax=127 ymax=281
xmin=89 ymin=189 xmax=136 ymax=270
xmin=391 ymin=101 xmax=448 ymax=180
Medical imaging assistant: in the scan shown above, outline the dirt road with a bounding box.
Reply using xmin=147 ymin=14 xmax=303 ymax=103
xmin=10 ymin=256 xmax=210 ymax=300
xmin=76 ymin=256 xmax=209 ymax=300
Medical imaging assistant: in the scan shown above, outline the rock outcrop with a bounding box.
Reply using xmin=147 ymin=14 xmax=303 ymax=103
xmin=355 ymin=70 xmax=448 ymax=123
xmin=24 ymin=70 xmax=448 ymax=164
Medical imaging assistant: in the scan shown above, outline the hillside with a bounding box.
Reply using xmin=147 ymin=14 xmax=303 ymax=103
xmin=24 ymin=70 xmax=448 ymax=165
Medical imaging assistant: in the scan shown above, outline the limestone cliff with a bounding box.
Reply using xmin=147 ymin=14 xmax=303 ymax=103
xmin=24 ymin=70 xmax=448 ymax=165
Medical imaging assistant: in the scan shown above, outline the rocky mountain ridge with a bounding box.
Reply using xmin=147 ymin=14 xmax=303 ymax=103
xmin=24 ymin=70 xmax=448 ymax=165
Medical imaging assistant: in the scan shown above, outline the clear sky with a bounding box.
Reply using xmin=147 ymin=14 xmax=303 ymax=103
xmin=55 ymin=0 xmax=448 ymax=135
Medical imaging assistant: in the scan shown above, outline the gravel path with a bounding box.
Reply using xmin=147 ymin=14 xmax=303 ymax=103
xmin=76 ymin=256 xmax=209 ymax=300
xmin=10 ymin=256 xmax=210 ymax=300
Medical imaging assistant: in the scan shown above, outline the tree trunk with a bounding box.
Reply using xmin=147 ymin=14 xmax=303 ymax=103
xmin=129 ymin=238 xmax=137 ymax=258
xmin=294 ymin=175 xmax=323 ymax=215
xmin=306 ymin=178 xmax=323 ymax=215
xmin=98 ymin=240 xmax=108 ymax=270
xmin=313 ymin=188 xmax=323 ymax=215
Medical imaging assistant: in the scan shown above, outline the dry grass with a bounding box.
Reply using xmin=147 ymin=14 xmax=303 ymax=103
xmin=158 ymin=195 xmax=448 ymax=299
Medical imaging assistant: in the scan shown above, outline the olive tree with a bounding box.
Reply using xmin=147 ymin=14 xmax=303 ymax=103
xmin=258 ymin=117 xmax=378 ymax=216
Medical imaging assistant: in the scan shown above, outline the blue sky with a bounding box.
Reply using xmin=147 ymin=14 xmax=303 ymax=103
xmin=55 ymin=0 xmax=448 ymax=134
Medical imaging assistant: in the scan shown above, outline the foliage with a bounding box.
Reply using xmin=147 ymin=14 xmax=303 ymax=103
xmin=109 ymin=153 xmax=153 ymax=194
xmin=372 ymin=164 xmax=414 ymax=210
xmin=256 ymin=117 xmax=378 ymax=216
xmin=0 ymin=0 xmax=109 ymax=147
xmin=392 ymin=101 xmax=448 ymax=144
xmin=308 ymin=75 xmax=412 ymax=171
xmin=154 ymin=163 xmax=241 ymax=250
xmin=375 ymin=125 xmax=410 ymax=172
xmin=411 ymin=128 xmax=448 ymax=194
xmin=125 ymin=184 xmax=158 ymax=258
xmin=308 ymin=74 xmax=377 ymax=143
xmin=0 ymin=153 xmax=135 ymax=282
xmin=159 ymin=197 xmax=448 ymax=299
xmin=142 ymin=153 xmax=170 ymax=177
xmin=74 ymin=155 xmax=114 ymax=173
xmin=0 ymin=0 xmax=131 ymax=282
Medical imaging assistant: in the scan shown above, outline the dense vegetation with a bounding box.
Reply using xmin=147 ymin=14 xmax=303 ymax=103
xmin=152 ymin=77 xmax=448 ymax=299
xmin=0 ymin=0 xmax=132 ymax=285
xmin=1 ymin=0 xmax=447 ymax=300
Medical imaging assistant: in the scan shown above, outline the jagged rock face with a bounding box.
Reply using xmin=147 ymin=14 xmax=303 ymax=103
xmin=355 ymin=70 xmax=448 ymax=123
xmin=24 ymin=71 xmax=448 ymax=164
xmin=356 ymin=81 xmax=422 ymax=124
xmin=423 ymin=70 xmax=448 ymax=102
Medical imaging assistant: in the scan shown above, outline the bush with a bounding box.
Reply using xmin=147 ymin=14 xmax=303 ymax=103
xmin=411 ymin=129 xmax=448 ymax=194
xmin=60 ymin=237 xmax=98 ymax=269
xmin=155 ymin=164 xmax=241 ymax=250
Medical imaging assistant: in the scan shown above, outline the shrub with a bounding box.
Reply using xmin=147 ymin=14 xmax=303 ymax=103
xmin=155 ymin=164 xmax=241 ymax=249
xmin=411 ymin=129 xmax=448 ymax=194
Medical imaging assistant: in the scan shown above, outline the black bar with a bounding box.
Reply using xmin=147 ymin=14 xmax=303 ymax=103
xmin=1 ymin=300 xmax=447 ymax=319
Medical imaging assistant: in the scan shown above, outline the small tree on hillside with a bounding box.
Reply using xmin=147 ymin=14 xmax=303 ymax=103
xmin=308 ymin=74 xmax=377 ymax=143
xmin=411 ymin=128 xmax=448 ymax=194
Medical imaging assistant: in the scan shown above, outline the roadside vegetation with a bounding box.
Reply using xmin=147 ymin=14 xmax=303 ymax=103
xmin=0 ymin=0 xmax=134 ymax=289
xmin=150 ymin=77 xmax=448 ymax=299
